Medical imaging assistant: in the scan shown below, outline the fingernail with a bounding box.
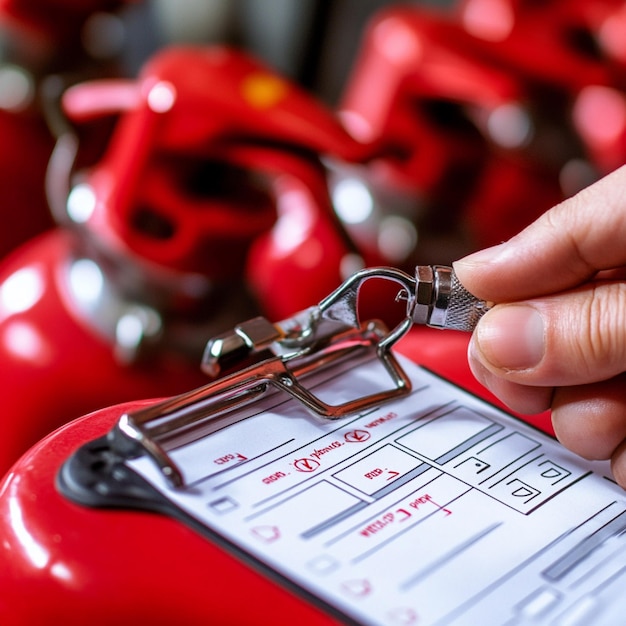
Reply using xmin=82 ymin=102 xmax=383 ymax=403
xmin=476 ymin=305 xmax=545 ymax=370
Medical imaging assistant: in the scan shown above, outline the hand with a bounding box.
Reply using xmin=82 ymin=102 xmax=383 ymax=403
xmin=453 ymin=164 xmax=626 ymax=487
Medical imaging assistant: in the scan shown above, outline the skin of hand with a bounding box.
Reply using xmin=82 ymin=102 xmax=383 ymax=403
xmin=453 ymin=164 xmax=626 ymax=488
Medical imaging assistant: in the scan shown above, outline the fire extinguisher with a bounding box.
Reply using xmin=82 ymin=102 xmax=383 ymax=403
xmin=334 ymin=0 xmax=626 ymax=268
xmin=0 ymin=45 xmax=372 ymax=478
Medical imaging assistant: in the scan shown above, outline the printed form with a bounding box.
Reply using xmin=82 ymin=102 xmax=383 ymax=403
xmin=128 ymin=355 xmax=626 ymax=625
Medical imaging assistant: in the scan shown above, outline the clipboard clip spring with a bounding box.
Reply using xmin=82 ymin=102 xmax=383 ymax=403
xmin=109 ymin=265 xmax=488 ymax=488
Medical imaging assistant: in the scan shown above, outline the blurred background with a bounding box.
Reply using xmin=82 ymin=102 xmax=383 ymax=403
xmin=1 ymin=0 xmax=625 ymax=475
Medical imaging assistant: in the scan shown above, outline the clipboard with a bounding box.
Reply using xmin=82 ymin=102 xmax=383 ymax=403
xmin=57 ymin=268 xmax=626 ymax=626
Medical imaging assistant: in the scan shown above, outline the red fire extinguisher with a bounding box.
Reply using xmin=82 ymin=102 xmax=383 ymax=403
xmin=0 ymin=45 xmax=372 ymax=478
xmin=335 ymin=0 xmax=626 ymax=266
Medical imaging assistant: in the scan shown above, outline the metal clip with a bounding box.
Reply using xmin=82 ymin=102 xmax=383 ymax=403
xmin=109 ymin=267 xmax=418 ymax=488
xmin=109 ymin=265 xmax=489 ymax=487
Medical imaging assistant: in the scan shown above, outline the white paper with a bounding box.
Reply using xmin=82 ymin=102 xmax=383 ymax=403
xmin=128 ymin=355 xmax=626 ymax=625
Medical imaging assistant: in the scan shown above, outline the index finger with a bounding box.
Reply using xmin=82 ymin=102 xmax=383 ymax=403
xmin=453 ymin=165 xmax=626 ymax=303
